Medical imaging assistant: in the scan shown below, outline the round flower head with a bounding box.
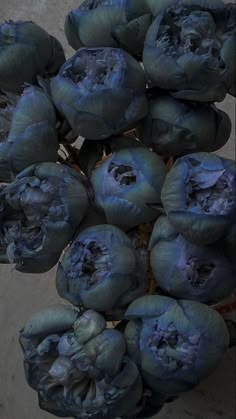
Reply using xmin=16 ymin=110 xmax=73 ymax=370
xmin=65 ymin=0 xmax=152 ymax=57
xmin=138 ymin=94 xmax=231 ymax=156
xmin=91 ymin=145 xmax=167 ymax=230
xmin=20 ymin=305 xmax=142 ymax=419
xmin=125 ymin=295 xmax=229 ymax=397
xmin=5 ymin=85 xmax=59 ymax=174
xmin=0 ymin=20 xmax=65 ymax=92
xmin=0 ymin=162 xmax=91 ymax=273
xmin=56 ymin=224 xmax=147 ymax=313
xmin=143 ymin=0 xmax=235 ymax=101
xmin=51 ymin=47 xmax=147 ymax=140
xmin=161 ymin=152 xmax=235 ymax=244
xmin=149 ymin=216 xmax=235 ymax=303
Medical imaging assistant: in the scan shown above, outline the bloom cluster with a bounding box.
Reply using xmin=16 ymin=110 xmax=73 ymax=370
xmin=0 ymin=0 xmax=235 ymax=418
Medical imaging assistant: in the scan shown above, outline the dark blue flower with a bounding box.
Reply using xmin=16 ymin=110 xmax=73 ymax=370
xmin=143 ymin=0 xmax=235 ymax=101
xmin=20 ymin=305 xmax=142 ymax=419
xmin=91 ymin=145 xmax=167 ymax=230
xmin=149 ymin=216 xmax=235 ymax=303
xmin=138 ymin=94 xmax=231 ymax=156
xmin=0 ymin=162 xmax=91 ymax=272
xmin=51 ymin=47 xmax=148 ymax=140
xmin=65 ymin=0 xmax=152 ymax=57
xmin=161 ymin=153 xmax=235 ymax=244
xmin=6 ymin=85 xmax=59 ymax=174
xmin=0 ymin=20 xmax=65 ymax=93
xmin=125 ymin=295 xmax=229 ymax=397
xmin=56 ymin=224 xmax=147 ymax=313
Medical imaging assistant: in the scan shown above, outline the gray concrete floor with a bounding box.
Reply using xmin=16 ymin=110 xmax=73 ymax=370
xmin=0 ymin=1 xmax=235 ymax=419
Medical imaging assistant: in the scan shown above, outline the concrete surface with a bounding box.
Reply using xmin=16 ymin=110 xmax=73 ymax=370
xmin=0 ymin=1 xmax=235 ymax=419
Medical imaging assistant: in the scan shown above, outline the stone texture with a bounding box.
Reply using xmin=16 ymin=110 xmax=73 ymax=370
xmin=0 ymin=1 xmax=235 ymax=419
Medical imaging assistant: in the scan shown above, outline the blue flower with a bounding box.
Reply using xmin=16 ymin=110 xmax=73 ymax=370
xmin=0 ymin=20 xmax=65 ymax=92
xmin=125 ymin=295 xmax=229 ymax=397
xmin=143 ymin=0 xmax=235 ymax=101
xmin=91 ymin=145 xmax=167 ymax=230
xmin=51 ymin=47 xmax=148 ymax=140
xmin=56 ymin=224 xmax=147 ymax=313
xmin=0 ymin=162 xmax=91 ymax=272
xmin=149 ymin=216 xmax=235 ymax=303
xmin=65 ymin=0 xmax=152 ymax=57
xmin=161 ymin=153 xmax=235 ymax=244
xmin=138 ymin=94 xmax=231 ymax=156
xmin=6 ymin=85 xmax=59 ymax=174
xmin=20 ymin=305 xmax=142 ymax=419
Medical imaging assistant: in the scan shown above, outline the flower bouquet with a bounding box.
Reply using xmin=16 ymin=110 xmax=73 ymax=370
xmin=0 ymin=0 xmax=235 ymax=418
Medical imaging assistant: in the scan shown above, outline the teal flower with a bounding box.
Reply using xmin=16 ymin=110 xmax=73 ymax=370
xmin=91 ymin=145 xmax=167 ymax=230
xmin=56 ymin=224 xmax=147 ymax=313
xmin=0 ymin=163 xmax=91 ymax=272
xmin=138 ymin=94 xmax=231 ymax=156
xmin=143 ymin=0 xmax=235 ymax=101
xmin=161 ymin=153 xmax=235 ymax=244
xmin=149 ymin=216 xmax=235 ymax=303
xmin=6 ymin=85 xmax=59 ymax=174
xmin=20 ymin=305 xmax=142 ymax=419
xmin=0 ymin=20 xmax=65 ymax=92
xmin=125 ymin=295 xmax=229 ymax=397
xmin=51 ymin=47 xmax=147 ymax=140
xmin=65 ymin=0 xmax=152 ymax=57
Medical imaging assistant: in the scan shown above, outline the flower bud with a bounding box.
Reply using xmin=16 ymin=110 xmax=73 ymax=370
xmin=51 ymin=47 xmax=147 ymax=139
xmin=0 ymin=20 xmax=65 ymax=92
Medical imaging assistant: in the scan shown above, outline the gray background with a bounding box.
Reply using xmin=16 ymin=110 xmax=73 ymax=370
xmin=0 ymin=1 xmax=235 ymax=419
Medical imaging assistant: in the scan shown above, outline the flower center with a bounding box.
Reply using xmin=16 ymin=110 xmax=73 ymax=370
xmin=1 ymin=178 xmax=67 ymax=260
xmin=148 ymin=323 xmax=199 ymax=370
xmin=63 ymin=49 xmax=124 ymax=94
xmin=69 ymin=239 xmax=111 ymax=287
xmin=156 ymin=9 xmax=224 ymax=67
xmin=108 ymin=161 xmax=137 ymax=185
xmin=184 ymin=256 xmax=215 ymax=287
xmin=186 ymin=158 xmax=235 ymax=215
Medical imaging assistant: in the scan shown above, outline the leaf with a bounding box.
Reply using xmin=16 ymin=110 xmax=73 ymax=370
xmin=145 ymin=203 xmax=166 ymax=214
xmin=78 ymin=139 xmax=106 ymax=177
xmin=225 ymin=320 xmax=236 ymax=348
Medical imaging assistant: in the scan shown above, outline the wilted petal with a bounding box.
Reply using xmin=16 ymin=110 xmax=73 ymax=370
xmin=21 ymin=304 xmax=79 ymax=338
